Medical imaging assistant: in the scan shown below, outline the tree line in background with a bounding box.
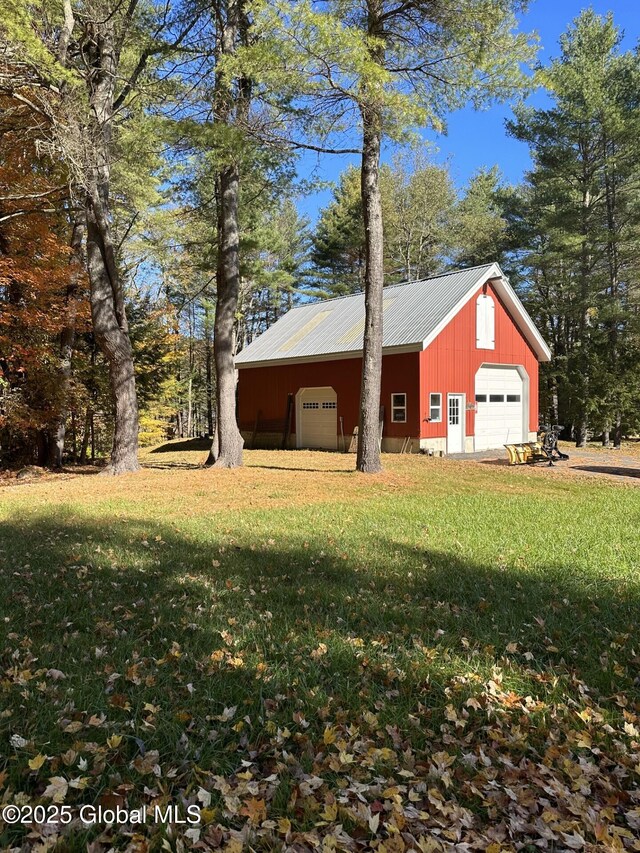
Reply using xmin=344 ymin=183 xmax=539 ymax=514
xmin=0 ymin=4 xmax=638 ymax=474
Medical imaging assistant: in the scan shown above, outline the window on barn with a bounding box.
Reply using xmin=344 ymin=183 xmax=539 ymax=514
xmin=429 ymin=393 xmax=442 ymax=422
xmin=391 ymin=393 xmax=407 ymax=423
xmin=476 ymin=293 xmax=495 ymax=349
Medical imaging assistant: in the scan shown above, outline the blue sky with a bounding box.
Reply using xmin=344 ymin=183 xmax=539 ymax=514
xmin=296 ymin=0 xmax=639 ymax=223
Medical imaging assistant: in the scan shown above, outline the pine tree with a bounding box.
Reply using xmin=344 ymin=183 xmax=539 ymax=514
xmin=311 ymin=155 xmax=457 ymax=294
xmin=311 ymin=167 xmax=365 ymax=296
xmin=508 ymin=10 xmax=640 ymax=445
xmin=453 ymin=167 xmax=509 ymax=270
xmin=248 ymin=0 xmax=535 ymax=471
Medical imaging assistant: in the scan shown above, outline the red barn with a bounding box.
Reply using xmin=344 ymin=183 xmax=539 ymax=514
xmin=236 ymin=263 xmax=551 ymax=454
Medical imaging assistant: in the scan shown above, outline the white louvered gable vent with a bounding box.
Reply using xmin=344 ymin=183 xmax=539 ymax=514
xmin=476 ymin=294 xmax=495 ymax=349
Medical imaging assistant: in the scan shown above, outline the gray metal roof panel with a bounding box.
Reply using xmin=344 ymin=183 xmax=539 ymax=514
xmin=235 ymin=265 xmax=495 ymax=364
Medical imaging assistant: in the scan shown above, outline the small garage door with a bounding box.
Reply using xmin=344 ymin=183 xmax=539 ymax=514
xmin=474 ymin=366 xmax=525 ymax=451
xmin=296 ymin=387 xmax=337 ymax=450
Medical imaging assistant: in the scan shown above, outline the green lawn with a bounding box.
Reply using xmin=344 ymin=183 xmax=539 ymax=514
xmin=1 ymin=447 xmax=639 ymax=851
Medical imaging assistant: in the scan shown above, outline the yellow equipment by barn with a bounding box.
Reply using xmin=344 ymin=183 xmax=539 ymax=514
xmin=505 ymin=424 xmax=569 ymax=467
xmin=504 ymin=441 xmax=544 ymax=465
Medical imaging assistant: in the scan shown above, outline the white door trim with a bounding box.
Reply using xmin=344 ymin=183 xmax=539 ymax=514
xmin=447 ymin=393 xmax=465 ymax=454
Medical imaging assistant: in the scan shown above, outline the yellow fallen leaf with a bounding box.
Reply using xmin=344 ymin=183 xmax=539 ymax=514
xmin=311 ymin=643 xmax=327 ymax=660
xmin=277 ymin=817 xmax=291 ymax=836
xmin=107 ymin=734 xmax=123 ymax=749
xmin=28 ymin=754 xmax=47 ymax=771
xmin=321 ymin=802 xmax=337 ymax=821
xmin=323 ymin=726 xmax=337 ymax=745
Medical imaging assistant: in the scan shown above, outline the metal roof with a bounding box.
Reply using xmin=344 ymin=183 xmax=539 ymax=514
xmin=236 ymin=264 xmax=551 ymax=366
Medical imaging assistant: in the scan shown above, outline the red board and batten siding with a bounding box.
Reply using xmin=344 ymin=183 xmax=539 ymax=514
xmin=237 ymin=351 xmax=421 ymax=440
xmin=419 ymin=282 xmax=539 ymax=441
xmin=237 ymin=281 xmax=540 ymax=444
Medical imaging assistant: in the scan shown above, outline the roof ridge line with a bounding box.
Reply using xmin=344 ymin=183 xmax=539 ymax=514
xmin=300 ymin=264 xmax=494 ymax=309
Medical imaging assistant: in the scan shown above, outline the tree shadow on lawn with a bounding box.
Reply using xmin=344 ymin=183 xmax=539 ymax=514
xmin=1 ymin=512 xmax=635 ymax=728
xmin=142 ymin=437 xmax=211 ymax=470
xmin=247 ymin=464 xmax=354 ymax=473
xmin=0 ymin=511 xmax=638 ymax=846
xmin=149 ymin=438 xmax=212 ymax=453
xmin=573 ymin=465 xmax=640 ymax=480
xmin=141 ymin=460 xmax=205 ymax=470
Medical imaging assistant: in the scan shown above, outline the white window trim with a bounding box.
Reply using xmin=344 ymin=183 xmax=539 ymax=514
xmin=391 ymin=393 xmax=407 ymax=423
xmin=429 ymin=392 xmax=442 ymax=423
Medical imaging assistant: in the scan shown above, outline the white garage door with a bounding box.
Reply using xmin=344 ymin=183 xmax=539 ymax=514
xmin=296 ymin=387 xmax=337 ymax=450
xmin=474 ymin=366 xmax=525 ymax=451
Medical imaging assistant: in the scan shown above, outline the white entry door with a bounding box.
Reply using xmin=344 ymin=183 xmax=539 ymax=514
xmin=296 ymin=387 xmax=337 ymax=450
xmin=447 ymin=394 xmax=464 ymax=454
xmin=474 ymin=365 xmax=525 ymax=450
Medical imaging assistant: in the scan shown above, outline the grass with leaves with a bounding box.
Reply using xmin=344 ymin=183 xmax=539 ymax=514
xmin=0 ymin=445 xmax=639 ymax=851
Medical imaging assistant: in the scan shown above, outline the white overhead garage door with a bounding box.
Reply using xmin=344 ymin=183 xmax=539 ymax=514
xmin=474 ymin=366 xmax=525 ymax=451
xmin=296 ymin=387 xmax=337 ymax=450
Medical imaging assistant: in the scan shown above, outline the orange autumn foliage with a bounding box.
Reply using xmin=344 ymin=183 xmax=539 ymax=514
xmin=0 ymin=93 xmax=89 ymax=458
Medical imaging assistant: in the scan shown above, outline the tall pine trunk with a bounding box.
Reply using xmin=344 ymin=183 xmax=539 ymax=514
xmin=86 ymin=190 xmax=140 ymax=473
xmin=356 ymin=0 xmax=384 ymax=474
xmin=356 ymin=105 xmax=384 ymax=473
xmin=205 ymin=305 xmax=215 ymax=437
xmin=575 ymin=166 xmax=591 ymax=449
xmin=205 ymin=0 xmax=247 ymax=469
xmin=613 ymin=411 xmax=622 ymax=449
xmin=206 ymin=164 xmax=244 ymax=466
xmin=53 ymin=1 xmax=140 ymax=473
xmin=83 ymin=19 xmax=140 ymax=474
xmin=603 ymin=133 xmax=622 ymax=450
xmin=48 ymin=212 xmax=84 ymax=468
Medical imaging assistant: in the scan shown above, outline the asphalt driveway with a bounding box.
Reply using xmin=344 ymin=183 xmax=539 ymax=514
xmin=449 ymin=443 xmax=640 ymax=483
